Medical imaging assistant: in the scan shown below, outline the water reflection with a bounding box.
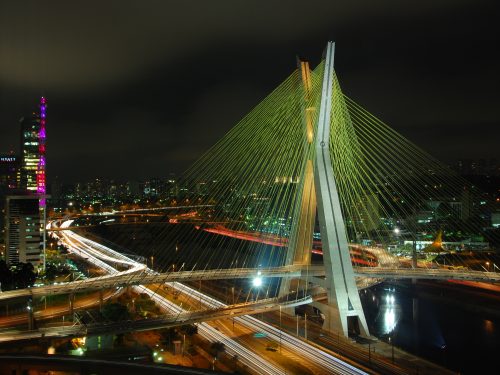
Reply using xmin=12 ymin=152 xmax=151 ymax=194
xmin=484 ymin=319 xmax=494 ymax=335
xmin=381 ymin=292 xmax=399 ymax=334
xmin=384 ymin=306 xmax=396 ymax=333
xmin=361 ymin=281 xmax=500 ymax=374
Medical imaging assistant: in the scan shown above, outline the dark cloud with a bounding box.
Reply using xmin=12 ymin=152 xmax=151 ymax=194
xmin=0 ymin=0 xmax=498 ymax=182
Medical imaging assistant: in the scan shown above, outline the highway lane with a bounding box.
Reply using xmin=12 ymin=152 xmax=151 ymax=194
xmin=64 ymin=229 xmax=368 ymax=374
xmin=164 ymin=281 xmax=370 ymax=375
xmin=57 ymin=227 xmax=288 ymax=375
xmin=0 ymin=289 xmax=118 ymax=328
xmin=0 ymin=220 xmax=492 ymax=303
xmin=59 ymin=226 xmax=368 ymax=375
xmin=2 ymin=256 xmax=494 ymax=302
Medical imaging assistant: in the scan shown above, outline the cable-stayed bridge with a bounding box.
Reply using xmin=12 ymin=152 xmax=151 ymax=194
xmin=4 ymin=42 xmax=498 ymax=344
xmin=1 ymin=246 xmax=498 ymax=302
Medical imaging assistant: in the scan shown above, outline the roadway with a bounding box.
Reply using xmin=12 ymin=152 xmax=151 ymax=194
xmin=12 ymin=296 xmax=312 ymax=339
xmin=0 ymin=289 xmax=117 ymax=328
xmin=56 ymin=228 xmax=290 ymax=375
xmin=54 ymin=226 xmax=369 ymax=374
xmin=2 ymin=219 xmax=496 ymax=303
xmin=2 ymin=260 xmax=497 ymax=303
xmin=2 ymin=261 xmax=495 ymax=303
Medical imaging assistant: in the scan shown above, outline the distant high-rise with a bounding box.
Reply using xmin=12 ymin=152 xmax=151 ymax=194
xmin=0 ymin=155 xmax=21 ymax=246
xmin=455 ymin=158 xmax=499 ymax=176
xmin=5 ymin=195 xmax=42 ymax=265
xmin=0 ymin=154 xmax=20 ymax=193
xmin=20 ymin=97 xmax=47 ymax=195
xmin=3 ymin=97 xmax=47 ymax=268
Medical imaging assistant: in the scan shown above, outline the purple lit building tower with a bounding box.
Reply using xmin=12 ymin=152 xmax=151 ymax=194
xmin=37 ymin=97 xmax=47 ymax=270
xmin=37 ymin=97 xmax=47 ymax=207
xmin=10 ymin=96 xmax=48 ymax=268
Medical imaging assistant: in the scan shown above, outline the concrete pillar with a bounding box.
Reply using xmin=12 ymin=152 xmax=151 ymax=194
xmin=69 ymin=293 xmax=75 ymax=318
xmin=279 ymin=60 xmax=316 ymax=316
xmin=281 ymin=42 xmax=370 ymax=338
xmin=27 ymin=297 xmax=34 ymax=330
xmin=99 ymin=289 xmax=104 ymax=312
xmin=313 ymin=41 xmax=369 ymax=337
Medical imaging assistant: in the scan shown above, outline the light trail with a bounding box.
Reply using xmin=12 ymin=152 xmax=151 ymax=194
xmin=204 ymin=226 xmax=378 ymax=266
xmin=56 ymin=226 xmax=368 ymax=375
xmin=57 ymin=227 xmax=288 ymax=375
xmin=0 ymin=220 xmax=494 ymax=302
xmin=162 ymin=281 xmax=367 ymax=375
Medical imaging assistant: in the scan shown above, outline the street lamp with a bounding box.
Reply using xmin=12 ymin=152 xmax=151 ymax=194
xmin=279 ymin=305 xmax=282 ymax=353
xmin=252 ymin=277 xmax=262 ymax=288
xmin=231 ymin=287 xmax=235 ymax=331
xmin=253 ymin=270 xmax=263 ymax=287
xmin=304 ymin=312 xmax=308 ymax=340
xmin=368 ymin=341 xmax=371 ymax=364
xmin=27 ymin=298 xmax=34 ymax=330
xmin=183 ymin=333 xmax=186 ymax=356
xmin=296 ymin=314 xmax=299 ymax=336
xmin=389 ymin=335 xmax=394 ymax=363
xmin=252 ymin=271 xmax=263 ymax=301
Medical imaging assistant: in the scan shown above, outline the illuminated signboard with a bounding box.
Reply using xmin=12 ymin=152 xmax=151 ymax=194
xmin=0 ymin=156 xmax=17 ymax=163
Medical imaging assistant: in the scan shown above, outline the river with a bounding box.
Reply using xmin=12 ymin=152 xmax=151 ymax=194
xmin=360 ymin=279 xmax=500 ymax=374
xmin=79 ymin=222 xmax=500 ymax=374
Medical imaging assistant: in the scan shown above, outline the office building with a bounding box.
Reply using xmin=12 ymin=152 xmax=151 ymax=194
xmin=5 ymin=195 xmax=42 ymax=265
xmin=20 ymin=97 xmax=47 ymax=194
xmin=0 ymin=155 xmax=20 ymax=192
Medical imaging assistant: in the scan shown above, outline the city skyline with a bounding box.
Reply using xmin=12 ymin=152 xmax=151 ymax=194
xmin=0 ymin=1 xmax=499 ymax=182
xmin=0 ymin=3 xmax=499 ymax=371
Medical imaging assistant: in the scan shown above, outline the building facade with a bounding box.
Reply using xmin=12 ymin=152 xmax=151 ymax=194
xmin=0 ymin=155 xmax=20 ymax=192
xmin=5 ymin=195 xmax=42 ymax=265
xmin=2 ymin=97 xmax=47 ymax=267
xmin=19 ymin=97 xmax=47 ymax=194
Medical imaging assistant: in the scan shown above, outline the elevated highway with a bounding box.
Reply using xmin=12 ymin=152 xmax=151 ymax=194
xmin=2 ymin=264 xmax=498 ymax=302
xmin=8 ymin=222 xmax=369 ymax=375
xmin=0 ymin=296 xmax=312 ymax=342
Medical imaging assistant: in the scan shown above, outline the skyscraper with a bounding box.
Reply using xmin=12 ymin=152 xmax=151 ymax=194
xmin=0 ymin=154 xmax=20 ymax=246
xmin=0 ymin=154 xmax=20 ymax=193
xmin=4 ymin=97 xmax=48 ymax=268
xmin=5 ymin=195 xmax=42 ymax=265
xmin=20 ymin=97 xmax=46 ymax=193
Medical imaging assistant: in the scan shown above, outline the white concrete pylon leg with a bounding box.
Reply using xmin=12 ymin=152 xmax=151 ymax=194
xmin=314 ymin=41 xmax=369 ymax=337
xmin=279 ymin=60 xmax=316 ymax=309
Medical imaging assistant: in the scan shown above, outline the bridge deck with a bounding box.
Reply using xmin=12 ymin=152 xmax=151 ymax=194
xmin=1 ymin=265 xmax=498 ymax=301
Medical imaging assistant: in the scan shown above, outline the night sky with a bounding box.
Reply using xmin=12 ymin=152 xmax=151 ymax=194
xmin=0 ymin=1 xmax=498 ymax=183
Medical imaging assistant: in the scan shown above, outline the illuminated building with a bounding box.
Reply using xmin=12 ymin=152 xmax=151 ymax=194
xmin=20 ymin=97 xmax=47 ymax=195
xmin=4 ymin=195 xmax=42 ymax=265
xmin=0 ymin=155 xmax=20 ymax=192
xmin=0 ymin=155 xmax=20 ymax=246
xmin=37 ymin=97 xmax=47 ymax=202
xmin=10 ymin=97 xmax=48 ymax=268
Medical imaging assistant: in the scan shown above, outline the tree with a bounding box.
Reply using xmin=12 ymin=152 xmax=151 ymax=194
xmin=180 ymin=324 xmax=198 ymax=336
xmin=45 ymin=263 xmax=58 ymax=282
xmin=0 ymin=260 xmax=11 ymax=288
xmin=12 ymin=263 xmax=36 ymax=289
xmin=0 ymin=260 xmax=13 ymax=291
xmin=101 ymin=302 xmax=130 ymax=322
xmin=210 ymin=341 xmax=226 ymax=359
xmin=210 ymin=341 xmax=226 ymax=370
xmin=161 ymin=327 xmax=179 ymax=348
